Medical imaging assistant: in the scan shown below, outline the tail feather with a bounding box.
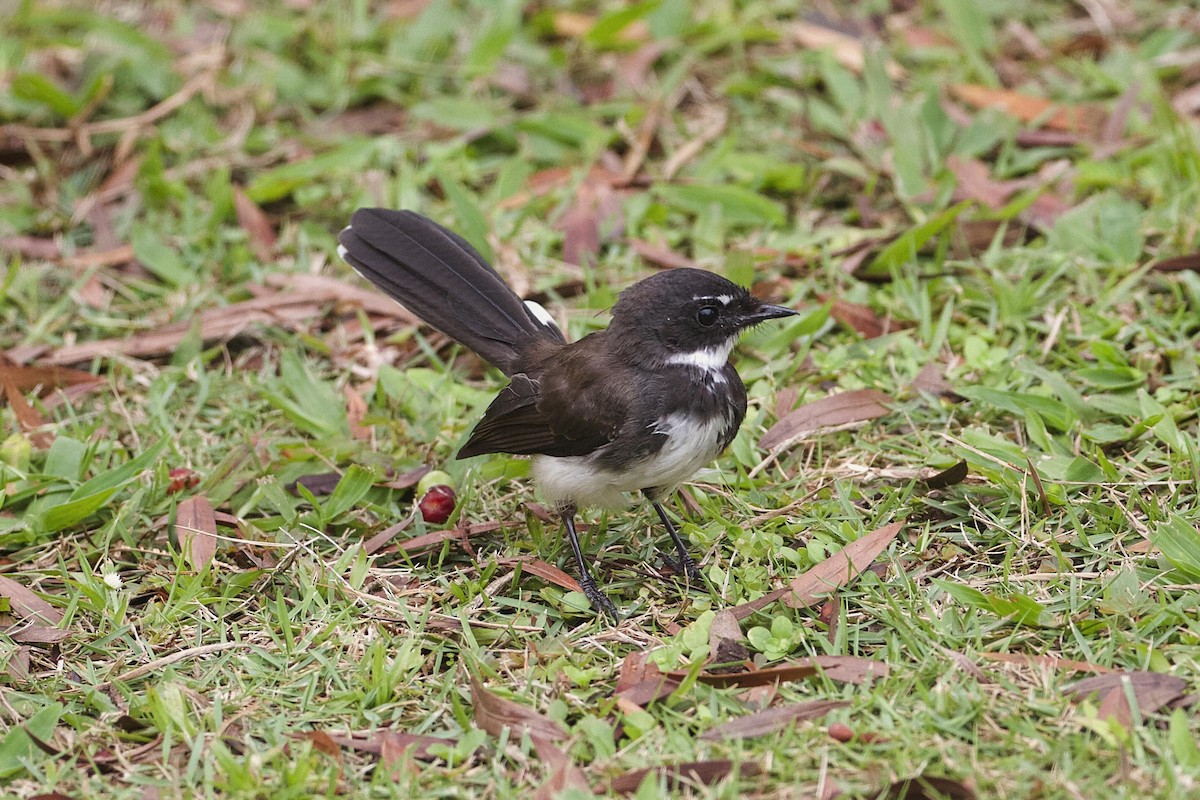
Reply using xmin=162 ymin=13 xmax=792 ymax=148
xmin=338 ymin=209 xmax=563 ymax=374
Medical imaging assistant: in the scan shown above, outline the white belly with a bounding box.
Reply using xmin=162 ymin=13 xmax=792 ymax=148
xmin=531 ymin=412 xmax=730 ymax=510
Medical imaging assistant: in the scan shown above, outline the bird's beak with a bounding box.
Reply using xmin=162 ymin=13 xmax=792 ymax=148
xmin=743 ymin=303 xmax=798 ymax=324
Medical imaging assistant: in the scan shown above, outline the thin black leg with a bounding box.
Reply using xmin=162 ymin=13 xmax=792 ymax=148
xmin=649 ymin=496 xmax=704 ymax=582
xmin=562 ymin=508 xmax=617 ymax=617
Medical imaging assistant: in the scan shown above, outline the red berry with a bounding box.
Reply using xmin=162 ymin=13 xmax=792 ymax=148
xmin=418 ymin=485 xmax=456 ymax=524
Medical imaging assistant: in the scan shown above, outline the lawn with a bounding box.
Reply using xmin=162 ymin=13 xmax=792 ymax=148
xmin=2 ymin=1 xmax=1200 ymax=797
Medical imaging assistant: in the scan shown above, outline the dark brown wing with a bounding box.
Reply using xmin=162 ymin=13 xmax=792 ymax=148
xmin=456 ymin=336 xmax=631 ymax=459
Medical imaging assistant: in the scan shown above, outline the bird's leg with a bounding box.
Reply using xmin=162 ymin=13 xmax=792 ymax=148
xmin=647 ymin=494 xmax=704 ymax=582
xmin=561 ymin=506 xmax=617 ymax=617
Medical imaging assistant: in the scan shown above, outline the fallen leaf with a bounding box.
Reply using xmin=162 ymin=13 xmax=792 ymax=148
xmin=363 ymin=515 xmax=416 ymax=556
xmin=1066 ymin=671 xmax=1188 ymax=727
xmin=0 ymin=235 xmax=61 ymax=260
xmin=343 ymin=384 xmax=371 ymax=441
xmin=615 ymin=676 xmax=680 ymax=710
xmin=825 ymin=297 xmax=893 ymax=339
xmin=608 ymin=759 xmax=761 ymax=794
xmin=910 ymin=361 xmax=962 ymax=400
xmin=792 ymin=21 xmax=905 ymax=79
xmin=8 ymin=626 xmax=72 ymax=645
xmin=759 ymin=389 xmax=892 ymax=451
xmin=503 ymin=557 xmax=583 ymax=593
xmin=470 ymin=673 xmax=567 ymax=742
xmin=287 ymin=473 xmax=343 ymax=496
xmin=869 ymin=774 xmax=976 ymax=800
xmin=1152 ymin=253 xmax=1200 ymax=273
xmin=978 ymin=652 xmax=1114 ymax=674
xmin=925 ymin=460 xmax=968 ymax=489
xmin=5 ymin=645 xmax=30 ymax=682
xmin=532 ymin=734 xmax=592 ymax=800
xmin=0 ymin=576 xmax=64 ymax=625
xmin=2 ymin=381 xmax=53 ymax=448
xmin=950 ymin=84 xmax=1104 ymax=136
xmin=781 ymin=522 xmax=903 ymax=610
xmin=387 ymin=520 xmax=502 ymax=556
xmin=301 ymin=730 xmax=343 ymax=762
xmin=615 ymin=651 xmax=661 ymax=693
xmin=700 ymin=700 xmax=848 ymax=740
xmin=324 ymin=730 xmax=449 ymax=762
xmin=708 ymin=608 xmax=748 ymax=668
xmin=0 ymin=362 xmax=100 ymax=394
xmin=234 ymin=188 xmax=277 ymax=262
xmin=628 ymin=238 xmax=698 ymax=271
xmin=176 ymin=496 xmax=218 ymax=570
xmin=669 ymin=655 xmax=887 ymax=688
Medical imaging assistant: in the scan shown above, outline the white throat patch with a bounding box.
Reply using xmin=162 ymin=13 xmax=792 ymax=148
xmin=665 ymin=338 xmax=735 ymax=371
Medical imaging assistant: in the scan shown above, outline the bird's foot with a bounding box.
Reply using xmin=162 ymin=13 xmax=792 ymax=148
xmin=659 ymin=549 xmax=705 ymax=583
xmin=579 ymin=576 xmax=618 ymax=618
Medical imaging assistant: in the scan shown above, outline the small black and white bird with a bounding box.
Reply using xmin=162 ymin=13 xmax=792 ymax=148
xmin=337 ymin=209 xmax=796 ymax=615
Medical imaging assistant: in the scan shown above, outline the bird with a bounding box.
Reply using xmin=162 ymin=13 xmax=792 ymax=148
xmin=337 ymin=209 xmax=797 ymax=615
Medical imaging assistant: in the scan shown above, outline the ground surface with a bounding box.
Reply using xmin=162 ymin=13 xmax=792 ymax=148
xmin=2 ymin=1 xmax=1200 ymax=798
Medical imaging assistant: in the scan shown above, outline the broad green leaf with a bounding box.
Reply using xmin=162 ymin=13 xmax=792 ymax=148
xmin=323 ymin=466 xmax=375 ymax=521
xmin=863 ymin=201 xmax=970 ymax=277
xmin=40 ymin=487 xmax=119 ymax=533
xmin=131 ymin=226 xmax=193 ymax=287
xmin=959 ymin=386 xmax=1077 ymax=432
xmin=263 ymin=351 xmax=349 ymax=439
xmin=0 ymin=702 xmax=62 ymax=778
xmin=655 ymin=184 xmax=786 ymax=227
xmin=69 ymin=438 xmax=168 ymax=501
xmin=587 ymin=0 xmax=661 ymax=48
xmin=439 ymin=176 xmax=494 ymax=263
xmin=245 ymin=140 xmax=376 ymax=204
xmin=1151 ymin=515 xmax=1200 ymax=580
xmin=11 ymin=73 xmax=80 ymax=119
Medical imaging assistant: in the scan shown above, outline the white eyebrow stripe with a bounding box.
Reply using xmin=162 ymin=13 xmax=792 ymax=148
xmin=693 ymin=294 xmax=734 ymax=305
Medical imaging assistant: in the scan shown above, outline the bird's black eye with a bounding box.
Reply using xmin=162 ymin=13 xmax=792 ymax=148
xmin=696 ymin=305 xmax=720 ymax=326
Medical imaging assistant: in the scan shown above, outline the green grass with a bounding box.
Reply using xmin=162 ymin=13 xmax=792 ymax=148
xmin=3 ymin=0 xmax=1200 ymax=797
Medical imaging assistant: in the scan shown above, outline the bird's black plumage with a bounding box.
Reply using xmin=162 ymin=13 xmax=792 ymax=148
xmin=338 ymin=209 xmax=796 ymax=615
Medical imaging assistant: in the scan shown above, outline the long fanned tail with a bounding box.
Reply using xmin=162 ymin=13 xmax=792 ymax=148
xmin=337 ymin=209 xmax=563 ymax=375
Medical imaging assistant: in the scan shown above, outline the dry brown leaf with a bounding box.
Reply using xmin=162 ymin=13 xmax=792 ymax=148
xmin=869 ymin=774 xmax=976 ymax=800
xmin=0 ymin=576 xmax=64 ymax=625
xmin=503 ymin=557 xmax=583 ymax=593
xmin=669 ymin=661 xmax=817 ymax=688
xmin=363 ymin=515 xmax=416 ymax=556
xmin=979 ymin=652 xmax=1113 ymax=673
xmin=950 ymin=84 xmax=1104 ymax=136
xmin=628 ymin=238 xmax=698 ymax=271
xmin=387 ymin=520 xmax=502 ymax=556
xmin=470 ymin=673 xmax=567 ymax=742
xmin=782 ymin=521 xmax=903 ymax=609
xmin=0 ymin=362 xmax=100 ymax=394
xmin=825 ymin=297 xmax=892 ymax=339
xmin=615 ymin=676 xmax=680 ymax=710
xmin=759 ymin=389 xmax=891 ymax=452
xmin=0 ymin=235 xmax=61 ymax=260
xmin=1152 ymin=253 xmax=1200 ymax=273
xmin=532 ymin=734 xmax=592 ymax=800
xmin=925 ymin=460 xmax=969 ymax=489
xmin=615 ymin=651 xmax=661 ymax=694
xmin=325 ymin=730 xmax=448 ymax=761
xmin=1067 ymin=671 xmax=1188 ymax=727
xmin=609 ymin=759 xmax=761 ymax=794
xmin=792 ymin=21 xmax=905 ymax=79
xmin=8 ymin=625 xmax=72 ymax=645
xmin=2 ymin=381 xmax=53 ymax=448
xmin=344 ymin=384 xmax=371 ymax=441
xmin=5 ymin=645 xmax=30 ymax=682
xmin=910 ymin=361 xmax=962 ymax=400
xmin=700 ymin=699 xmax=848 ymax=740
xmin=176 ymin=496 xmax=218 ymax=570
xmin=302 ymin=730 xmax=343 ymax=762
